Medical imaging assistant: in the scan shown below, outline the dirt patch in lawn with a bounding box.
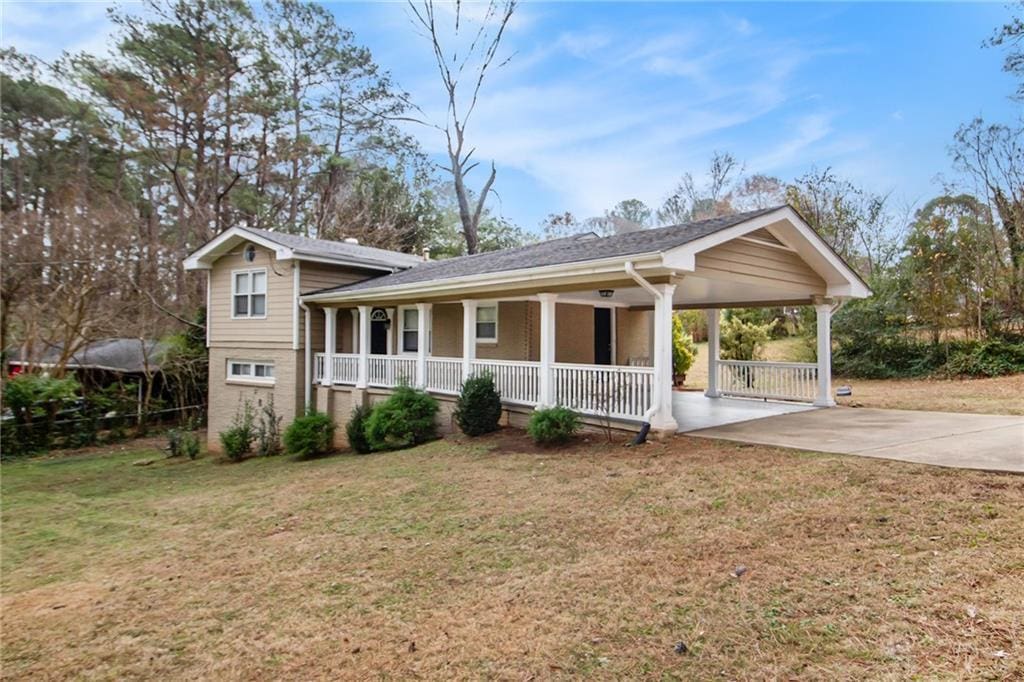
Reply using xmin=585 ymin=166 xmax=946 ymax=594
xmin=2 ymin=439 xmax=1021 ymax=680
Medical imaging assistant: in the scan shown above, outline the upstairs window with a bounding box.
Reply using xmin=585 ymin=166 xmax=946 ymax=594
xmin=476 ymin=305 xmax=497 ymax=342
xmin=401 ymin=308 xmax=419 ymax=353
xmin=233 ymin=269 xmax=267 ymax=318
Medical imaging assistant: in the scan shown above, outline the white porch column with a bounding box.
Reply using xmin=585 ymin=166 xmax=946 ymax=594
xmin=814 ymin=303 xmax=835 ymax=407
xmin=461 ymin=299 xmax=478 ymax=381
xmin=356 ymin=305 xmax=370 ymax=389
xmin=416 ymin=302 xmax=431 ymax=389
xmin=322 ymin=307 xmax=338 ymax=386
xmin=650 ymin=284 xmax=678 ymax=432
xmin=704 ymin=308 xmax=721 ymax=398
xmin=537 ymin=293 xmax=558 ymax=407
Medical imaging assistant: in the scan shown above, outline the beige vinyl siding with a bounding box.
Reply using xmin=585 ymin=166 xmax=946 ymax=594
xmin=209 ymin=246 xmax=295 ymax=348
xmin=694 ymin=238 xmax=826 ymax=294
xmin=616 ymin=308 xmax=652 ymax=365
xmin=301 ymin=263 xmax=379 ymax=353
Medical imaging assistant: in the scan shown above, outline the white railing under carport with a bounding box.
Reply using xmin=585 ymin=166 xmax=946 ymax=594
xmin=716 ymin=360 xmax=818 ymax=403
xmin=553 ymin=363 xmax=654 ymax=421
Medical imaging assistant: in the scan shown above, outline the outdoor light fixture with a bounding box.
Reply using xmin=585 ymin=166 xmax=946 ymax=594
xmin=598 ymin=289 xmax=614 ymax=298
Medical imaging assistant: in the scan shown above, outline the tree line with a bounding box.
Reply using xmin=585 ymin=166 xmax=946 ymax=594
xmin=2 ymin=0 xmax=1021 ymax=382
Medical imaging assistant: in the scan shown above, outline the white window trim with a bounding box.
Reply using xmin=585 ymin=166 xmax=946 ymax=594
xmin=231 ymin=267 xmax=268 ymax=320
xmin=397 ymin=305 xmax=420 ymax=355
xmin=226 ymin=359 xmax=275 ymax=385
xmin=475 ymin=302 xmax=499 ymax=345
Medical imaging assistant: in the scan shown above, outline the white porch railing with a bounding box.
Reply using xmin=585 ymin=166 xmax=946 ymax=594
xmin=471 ymin=359 xmax=541 ymax=405
xmin=312 ymin=353 xmax=359 ymax=384
xmin=426 ymin=357 xmax=463 ymax=395
xmin=717 ymin=360 xmax=818 ymax=402
xmin=368 ymin=355 xmax=417 ymax=387
xmin=553 ymin=363 xmax=655 ymax=420
xmin=313 ymin=354 xmax=653 ymax=420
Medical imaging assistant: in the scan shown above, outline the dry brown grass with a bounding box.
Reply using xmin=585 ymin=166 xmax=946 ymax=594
xmin=836 ymin=374 xmax=1024 ymax=416
xmin=3 ymin=433 xmax=1022 ymax=680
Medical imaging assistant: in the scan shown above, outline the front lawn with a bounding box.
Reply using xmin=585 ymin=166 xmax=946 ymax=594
xmin=2 ymin=434 xmax=1021 ymax=679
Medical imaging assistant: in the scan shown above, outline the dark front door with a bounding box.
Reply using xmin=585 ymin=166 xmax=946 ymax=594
xmin=594 ymin=308 xmax=612 ymax=365
xmin=370 ymin=320 xmax=388 ymax=354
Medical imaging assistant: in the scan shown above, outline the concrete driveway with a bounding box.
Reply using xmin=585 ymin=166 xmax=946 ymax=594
xmin=685 ymin=406 xmax=1024 ymax=473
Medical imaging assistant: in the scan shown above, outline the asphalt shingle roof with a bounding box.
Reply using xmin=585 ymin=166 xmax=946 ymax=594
xmin=241 ymin=227 xmax=423 ymax=270
xmin=309 ymin=206 xmax=784 ymax=296
xmin=8 ymin=338 xmax=165 ymax=373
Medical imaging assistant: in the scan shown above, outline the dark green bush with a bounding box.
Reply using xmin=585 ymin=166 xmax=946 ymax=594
xmin=454 ymin=374 xmax=503 ymax=436
xmin=943 ymin=339 xmax=1024 ymax=377
xmin=283 ymin=411 xmax=335 ymax=459
xmin=346 ymin=404 xmax=373 ymax=454
xmin=527 ymin=406 xmax=581 ymax=445
xmin=364 ymin=385 xmax=438 ymax=451
xmin=219 ymin=400 xmax=255 ymax=462
xmin=169 ymin=428 xmax=201 ymax=459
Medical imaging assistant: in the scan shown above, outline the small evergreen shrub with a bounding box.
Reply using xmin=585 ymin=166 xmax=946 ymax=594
xmin=168 ymin=425 xmax=201 ymax=460
xmin=219 ymin=399 xmax=255 ymax=462
xmin=364 ymin=385 xmax=439 ymax=451
xmin=454 ymin=374 xmax=503 ymax=436
xmin=283 ymin=411 xmax=335 ymax=459
xmin=346 ymin=404 xmax=373 ymax=454
xmin=527 ymin=406 xmax=581 ymax=446
xmin=671 ymin=314 xmax=697 ymax=379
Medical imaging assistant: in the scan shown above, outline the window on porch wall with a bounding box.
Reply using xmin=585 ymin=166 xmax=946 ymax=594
xmin=476 ymin=305 xmax=497 ymax=341
xmin=402 ymin=308 xmax=419 ymax=352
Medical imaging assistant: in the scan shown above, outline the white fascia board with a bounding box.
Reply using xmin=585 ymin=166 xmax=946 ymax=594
xmin=301 ymin=253 xmax=665 ymax=304
xmin=660 ymin=206 xmax=872 ymax=300
xmin=184 ymin=227 xmax=293 ymax=270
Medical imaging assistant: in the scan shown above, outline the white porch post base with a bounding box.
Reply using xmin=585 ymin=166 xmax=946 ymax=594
xmin=704 ymin=307 xmax=721 ymax=399
xmin=649 ymin=284 xmax=678 ymax=432
xmin=537 ymin=293 xmax=558 ymax=408
xmin=814 ymin=303 xmax=835 ymax=407
xmin=356 ymin=305 xmax=370 ymax=389
xmin=322 ymin=307 xmax=337 ymax=386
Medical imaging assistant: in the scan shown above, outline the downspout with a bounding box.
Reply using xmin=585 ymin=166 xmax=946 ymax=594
xmin=624 ymin=261 xmax=663 ymax=443
xmin=298 ymin=299 xmax=312 ymax=411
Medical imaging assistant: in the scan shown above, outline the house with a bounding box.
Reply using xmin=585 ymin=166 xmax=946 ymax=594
xmin=184 ymin=206 xmax=870 ymax=451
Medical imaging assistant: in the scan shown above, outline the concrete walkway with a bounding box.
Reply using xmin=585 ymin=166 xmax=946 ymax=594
xmin=685 ymin=406 xmax=1024 ymax=473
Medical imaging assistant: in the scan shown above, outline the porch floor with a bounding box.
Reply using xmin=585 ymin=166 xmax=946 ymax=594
xmin=672 ymin=391 xmax=817 ymax=432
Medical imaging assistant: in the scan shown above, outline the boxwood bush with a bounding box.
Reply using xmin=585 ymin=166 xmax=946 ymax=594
xmin=454 ymin=374 xmax=503 ymax=436
xmin=283 ymin=411 xmax=335 ymax=459
xmin=346 ymin=404 xmax=373 ymax=454
xmin=527 ymin=406 xmax=581 ymax=445
xmin=364 ymin=385 xmax=439 ymax=451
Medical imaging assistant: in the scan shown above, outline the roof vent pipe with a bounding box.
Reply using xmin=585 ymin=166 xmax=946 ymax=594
xmin=343 ymin=237 xmax=359 ymax=244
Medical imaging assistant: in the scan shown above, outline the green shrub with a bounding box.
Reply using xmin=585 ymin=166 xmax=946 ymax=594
xmin=719 ymin=316 xmax=772 ymax=361
xmin=219 ymin=399 xmax=255 ymax=462
xmin=1 ymin=373 xmax=81 ymax=455
xmin=943 ymin=339 xmax=1024 ymax=378
xmin=527 ymin=406 xmax=581 ymax=446
xmin=672 ymin=314 xmax=697 ymax=378
xmin=346 ymin=404 xmax=373 ymax=454
xmin=169 ymin=428 xmax=201 ymax=460
xmin=283 ymin=411 xmax=335 ymax=459
xmin=364 ymin=385 xmax=439 ymax=451
xmin=454 ymin=374 xmax=503 ymax=436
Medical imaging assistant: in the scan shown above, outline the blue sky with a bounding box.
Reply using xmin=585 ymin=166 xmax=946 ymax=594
xmin=3 ymin=2 xmax=1018 ymax=234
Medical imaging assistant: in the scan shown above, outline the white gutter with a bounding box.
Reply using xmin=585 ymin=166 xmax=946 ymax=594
xmin=624 ymin=261 xmax=664 ymax=423
xmin=301 ymin=252 xmax=665 ymax=304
